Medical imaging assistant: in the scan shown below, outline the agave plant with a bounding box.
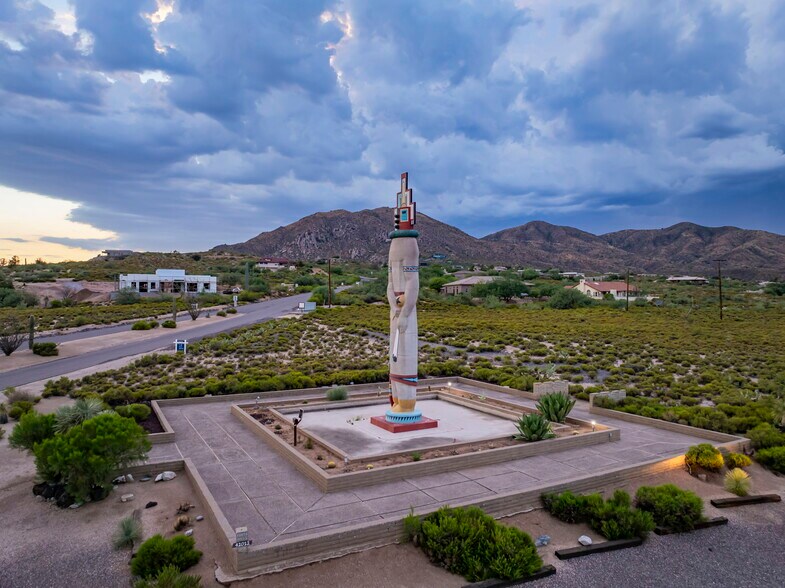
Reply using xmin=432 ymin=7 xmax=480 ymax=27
xmin=536 ymin=392 xmax=576 ymax=423
xmin=724 ymin=468 xmax=751 ymax=496
xmin=54 ymin=397 xmax=108 ymax=433
xmin=514 ymin=413 xmax=556 ymax=442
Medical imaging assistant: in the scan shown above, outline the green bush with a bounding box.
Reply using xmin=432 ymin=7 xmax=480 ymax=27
xmin=723 ymin=452 xmax=752 ymax=469
xmin=130 ymin=534 xmax=202 ymax=580
xmin=132 ymin=320 xmax=154 ymax=331
xmin=8 ymin=400 xmax=35 ymax=420
xmin=544 ymin=490 xmax=654 ymax=540
xmin=548 ymin=289 xmax=593 ymax=309
xmin=216 ymin=310 xmax=227 ymax=317
xmin=685 ymin=443 xmax=724 ymax=472
xmin=34 ymin=412 xmax=150 ymax=503
xmin=747 ymin=423 xmax=785 ymax=450
xmin=724 ymin=468 xmax=751 ymax=496
xmin=161 ymin=320 xmax=177 ymax=328
xmin=535 ymin=392 xmax=576 ymax=423
xmin=116 ymin=288 xmax=142 ymax=305
xmin=113 ymin=515 xmax=143 ymax=550
xmin=541 ymin=491 xmax=603 ymax=524
xmin=634 ymin=484 xmax=705 ymax=532
xmin=514 ymin=413 xmax=555 ymax=441
xmin=32 ymin=342 xmax=58 ymax=356
xmin=756 ymin=446 xmax=785 ymax=474
xmin=326 ymin=387 xmax=348 ymax=401
xmin=116 ymin=403 xmax=152 ymax=422
xmin=42 ymin=376 xmax=75 ymax=398
xmin=589 ymin=490 xmax=655 ymax=540
xmin=133 ymin=565 xmax=202 ymax=588
xmin=8 ymin=411 xmax=56 ymax=452
xmin=226 ymin=307 xmax=237 ymax=314
xmin=404 ymin=506 xmax=542 ymax=582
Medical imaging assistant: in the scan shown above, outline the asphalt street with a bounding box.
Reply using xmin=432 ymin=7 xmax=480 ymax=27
xmin=0 ymin=293 xmax=311 ymax=389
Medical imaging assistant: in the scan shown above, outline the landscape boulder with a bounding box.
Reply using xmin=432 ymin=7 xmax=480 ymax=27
xmin=155 ymin=471 xmax=177 ymax=483
xmin=578 ymin=535 xmax=592 ymax=546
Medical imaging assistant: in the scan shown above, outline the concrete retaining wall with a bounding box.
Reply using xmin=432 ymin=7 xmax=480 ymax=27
xmin=532 ymin=381 xmax=570 ymax=398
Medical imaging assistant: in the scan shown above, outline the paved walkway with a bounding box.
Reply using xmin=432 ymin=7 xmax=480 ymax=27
xmin=147 ymin=386 xmax=716 ymax=545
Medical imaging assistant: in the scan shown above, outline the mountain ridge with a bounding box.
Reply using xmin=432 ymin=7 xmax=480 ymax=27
xmin=213 ymin=209 xmax=785 ymax=280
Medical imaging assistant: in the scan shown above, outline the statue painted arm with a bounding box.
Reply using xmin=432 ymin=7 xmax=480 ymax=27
xmin=397 ymin=273 xmax=419 ymax=332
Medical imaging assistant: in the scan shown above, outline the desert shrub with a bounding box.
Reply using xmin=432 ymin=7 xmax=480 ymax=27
xmin=132 ymin=320 xmax=154 ymax=331
xmin=8 ymin=400 xmax=35 ymax=420
xmin=116 ymin=403 xmax=152 ymax=422
xmin=723 ymin=452 xmax=752 ymax=469
xmin=226 ymin=307 xmax=237 ymax=314
xmin=685 ymin=443 xmax=724 ymax=472
xmin=404 ymin=506 xmax=542 ymax=582
xmin=535 ymin=392 xmax=575 ymax=423
xmin=161 ymin=320 xmax=177 ymax=328
xmin=541 ymin=491 xmax=603 ymax=524
xmin=130 ymin=535 xmax=202 ymax=580
xmin=0 ymin=426 xmax=4 ymax=439
xmin=724 ymin=469 xmax=751 ymax=496
xmin=113 ymin=515 xmax=143 ymax=550
xmin=115 ymin=288 xmax=142 ymax=305
xmin=4 ymin=387 xmax=36 ymax=404
xmin=0 ymin=317 xmax=27 ymax=355
xmin=634 ymin=484 xmax=705 ymax=532
xmin=133 ymin=565 xmax=202 ymax=588
xmin=216 ymin=310 xmax=227 ymax=317
xmin=34 ymin=412 xmax=150 ymax=503
xmin=8 ymin=411 xmax=56 ymax=452
xmin=54 ymin=397 xmax=107 ymax=433
xmin=514 ymin=413 xmax=555 ymax=441
xmin=747 ymin=423 xmax=785 ymax=450
xmin=326 ymin=387 xmax=348 ymax=401
xmin=32 ymin=342 xmax=58 ymax=356
xmin=589 ymin=490 xmax=655 ymax=540
xmin=548 ymin=289 xmax=593 ymax=309
xmin=755 ymin=446 xmax=785 ymax=474
xmin=42 ymin=376 xmax=75 ymax=398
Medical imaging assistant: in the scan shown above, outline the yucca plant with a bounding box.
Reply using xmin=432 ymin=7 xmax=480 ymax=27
xmin=54 ymin=397 xmax=108 ymax=433
xmin=514 ymin=413 xmax=556 ymax=442
xmin=113 ymin=515 xmax=143 ymax=550
xmin=535 ymin=392 xmax=576 ymax=423
xmin=724 ymin=468 xmax=751 ymax=496
xmin=133 ymin=565 xmax=202 ymax=588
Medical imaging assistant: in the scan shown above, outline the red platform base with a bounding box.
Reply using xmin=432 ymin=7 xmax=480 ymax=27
xmin=370 ymin=415 xmax=439 ymax=433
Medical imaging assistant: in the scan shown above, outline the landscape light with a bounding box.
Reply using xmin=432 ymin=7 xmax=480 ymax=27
xmin=591 ymin=420 xmax=596 ymax=432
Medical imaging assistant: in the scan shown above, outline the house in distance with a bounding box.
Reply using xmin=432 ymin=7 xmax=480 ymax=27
xmin=118 ymin=269 xmax=217 ymax=294
xmin=257 ymin=257 xmax=294 ymax=271
xmin=440 ymin=276 xmax=497 ymax=296
xmin=570 ymin=278 xmax=638 ymax=300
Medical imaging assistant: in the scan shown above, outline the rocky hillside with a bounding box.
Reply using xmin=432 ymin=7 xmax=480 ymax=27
xmin=214 ymin=210 xmax=785 ymax=279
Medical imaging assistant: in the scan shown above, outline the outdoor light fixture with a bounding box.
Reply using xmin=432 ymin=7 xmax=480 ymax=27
xmin=255 ymin=396 xmax=260 ymax=408
xmin=591 ymin=420 xmax=597 ymax=432
xmin=292 ymin=409 xmax=304 ymax=447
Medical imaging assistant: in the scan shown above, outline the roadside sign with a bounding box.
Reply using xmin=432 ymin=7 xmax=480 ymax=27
xmin=174 ymin=339 xmax=188 ymax=354
xmin=233 ymin=295 xmax=238 ymax=307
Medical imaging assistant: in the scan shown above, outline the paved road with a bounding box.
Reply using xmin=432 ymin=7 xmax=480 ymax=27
xmin=0 ymin=293 xmax=311 ymax=389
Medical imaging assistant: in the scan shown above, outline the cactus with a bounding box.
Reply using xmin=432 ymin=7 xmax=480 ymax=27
xmin=28 ymin=316 xmax=35 ymax=350
xmin=536 ymin=391 xmax=576 ymax=423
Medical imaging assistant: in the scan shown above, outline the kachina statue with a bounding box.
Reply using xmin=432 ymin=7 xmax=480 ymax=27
xmin=386 ymin=172 xmax=421 ymax=423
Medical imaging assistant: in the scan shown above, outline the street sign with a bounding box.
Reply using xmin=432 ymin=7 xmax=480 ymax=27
xmin=174 ymin=339 xmax=188 ymax=354
xmin=233 ymin=295 xmax=238 ymax=307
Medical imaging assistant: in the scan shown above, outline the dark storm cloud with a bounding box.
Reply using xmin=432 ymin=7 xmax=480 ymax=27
xmin=0 ymin=0 xmax=783 ymax=252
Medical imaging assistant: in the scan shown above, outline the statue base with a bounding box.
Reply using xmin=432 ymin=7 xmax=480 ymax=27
xmin=370 ymin=414 xmax=438 ymax=433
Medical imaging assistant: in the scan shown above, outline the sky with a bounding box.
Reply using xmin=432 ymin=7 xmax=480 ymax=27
xmin=0 ymin=0 xmax=784 ymax=261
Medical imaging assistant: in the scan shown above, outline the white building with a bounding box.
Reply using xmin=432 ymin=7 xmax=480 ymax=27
xmin=666 ymin=276 xmax=709 ymax=284
xmin=257 ymin=257 xmax=294 ymax=271
xmin=119 ymin=269 xmax=217 ymax=294
xmin=570 ymin=279 xmax=638 ymax=300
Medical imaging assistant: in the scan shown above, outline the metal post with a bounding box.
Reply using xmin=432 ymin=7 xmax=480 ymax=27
xmin=715 ymin=259 xmax=726 ymax=320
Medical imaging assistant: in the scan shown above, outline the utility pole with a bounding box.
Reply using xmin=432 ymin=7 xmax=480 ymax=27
xmin=714 ymin=259 xmax=726 ymax=320
xmin=328 ymin=257 xmax=333 ymax=308
xmin=244 ymin=262 xmax=250 ymax=291
xmin=625 ymin=269 xmax=630 ymax=311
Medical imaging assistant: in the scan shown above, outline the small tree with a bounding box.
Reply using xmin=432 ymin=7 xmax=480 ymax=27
xmin=548 ymin=289 xmax=593 ymax=309
xmin=34 ymin=412 xmax=150 ymax=503
xmin=0 ymin=317 xmax=27 ymax=356
xmin=185 ymin=298 xmax=200 ymax=320
xmin=28 ymin=316 xmax=35 ymax=350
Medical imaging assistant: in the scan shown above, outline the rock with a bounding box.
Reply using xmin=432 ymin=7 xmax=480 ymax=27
xmin=41 ymin=485 xmax=57 ymax=500
xmin=535 ymin=535 xmax=551 ymax=547
xmin=33 ymin=482 xmax=48 ymax=497
xmin=125 ymin=474 xmax=134 ymax=483
xmin=578 ymin=535 xmax=592 ymax=546
xmin=184 ymin=529 xmax=194 ymax=537
xmin=140 ymin=476 xmax=152 ymax=482
xmin=112 ymin=475 xmax=127 ymax=484
xmin=35 ymin=495 xmax=44 ymax=502
xmin=196 ymin=515 xmax=204 ymax=522
xmin=56 ymin=492 xmax=75 ymax=509
xmin=697 ymin=473 xmax=708 ymax=482
xmin=145 ymin=501 xmax=158 ymax=509
xmin=121 ymin=494 xmax=135 ymax=503
xmin=155 ymin=471 xmax=177 ymax=482
xmin=69 ymin=502 xmax=82 ymax=509
xmin=90 ymin=485 xmax=111 ymax=502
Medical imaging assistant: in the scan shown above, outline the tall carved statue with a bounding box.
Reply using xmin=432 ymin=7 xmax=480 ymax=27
xmin=386 ymin=172 xmax=421 ymax=422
